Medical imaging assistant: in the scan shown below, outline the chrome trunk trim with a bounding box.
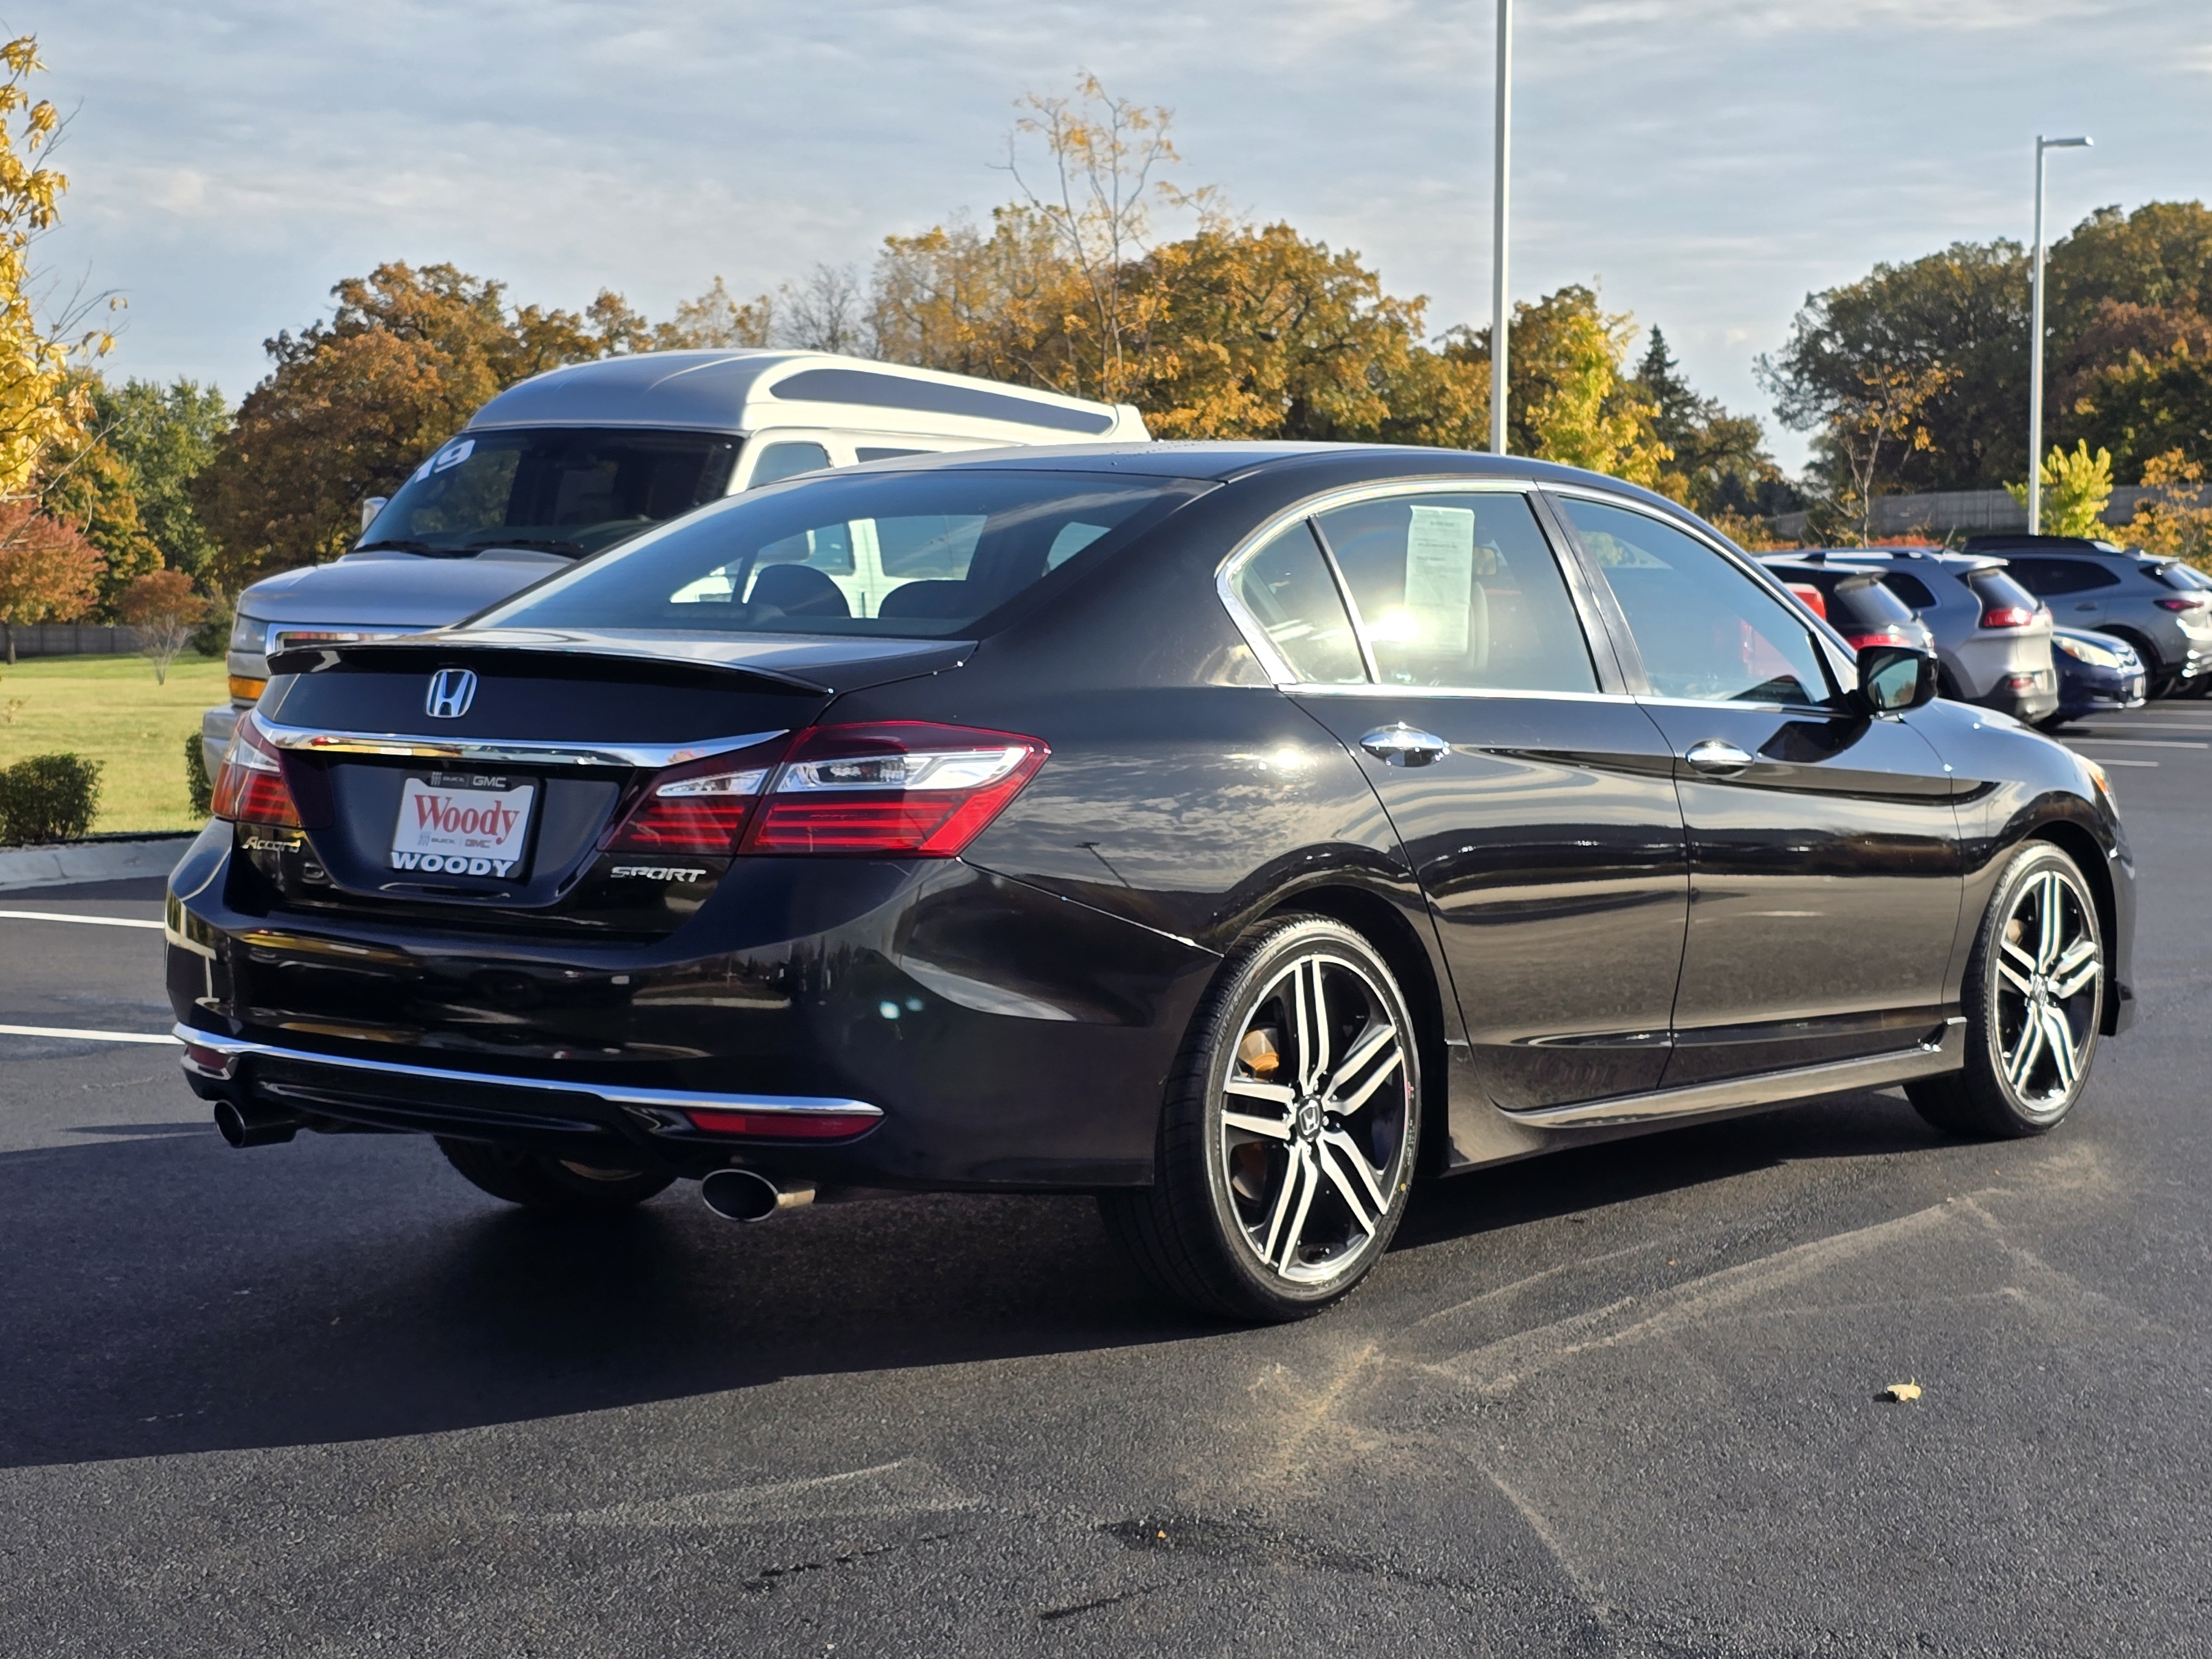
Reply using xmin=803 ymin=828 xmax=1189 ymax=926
xmin=253 ymin=717 xmax=788 ymax=770
xmin=174 ymin=1025 xmax=881 ymax=1120
xmin=1501 ymin=1020 xmax=1964 ymax=1128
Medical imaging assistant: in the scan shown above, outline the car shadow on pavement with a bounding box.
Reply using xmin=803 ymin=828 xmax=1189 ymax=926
xmin=1395 ymin=1086 xmax=1945 ymax=1250
xmin=0 ymin=1090 xmax=1947 ymax=1471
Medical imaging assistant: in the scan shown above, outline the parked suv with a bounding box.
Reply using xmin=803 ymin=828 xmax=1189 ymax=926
xmin=1767 ymin=549 xmax=2057 ymax=722
xmin=204 ymin=351 xmax=1150 ymax=774
xmin=1760 ymin=556 xmax=1937 ymax=654
xmin=1963 ymin=534 xmax=2212 ymax=698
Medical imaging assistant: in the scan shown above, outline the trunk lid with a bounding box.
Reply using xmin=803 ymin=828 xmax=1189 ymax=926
xmin=239 ymin=631 xmax=967 ymax=935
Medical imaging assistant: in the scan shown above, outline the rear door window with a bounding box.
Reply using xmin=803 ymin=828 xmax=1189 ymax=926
xmin=1313 ymin=492 xmax=1598 ymax=693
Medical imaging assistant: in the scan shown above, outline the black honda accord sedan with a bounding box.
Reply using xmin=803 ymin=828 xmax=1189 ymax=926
xmin=168 ymin=444 xmax=2135 ymax=1320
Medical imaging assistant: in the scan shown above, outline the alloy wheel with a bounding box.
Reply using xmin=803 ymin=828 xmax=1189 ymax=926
xmin=1992 ymin=865 xmax=2101 ymax=1116
xmin=1216 ymin=950 xmax=1411 ymax=1285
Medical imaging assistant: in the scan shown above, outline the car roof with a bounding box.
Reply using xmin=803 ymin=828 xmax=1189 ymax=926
xmin=1961 ymin=534 xmax=2137 ymax=559
xmin=836 ymin=438 xmax=1687 ymax=497
xmin=466 ymin=349 xmax=1140 ymax=440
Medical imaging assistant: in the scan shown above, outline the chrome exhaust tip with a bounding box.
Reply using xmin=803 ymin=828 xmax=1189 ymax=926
xmin=699 ymin=1168 xmax=815 ymax=1223
xmin=213 ymin=1099 xmax=301 ymax=1149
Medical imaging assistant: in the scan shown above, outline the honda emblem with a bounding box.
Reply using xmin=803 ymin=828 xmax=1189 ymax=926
xmin=425 ymin=668 xmax=477 ymax=719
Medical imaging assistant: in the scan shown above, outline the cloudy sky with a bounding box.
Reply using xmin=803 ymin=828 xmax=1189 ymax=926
xmin=31 ymin=0 xmax=2212 ymax=471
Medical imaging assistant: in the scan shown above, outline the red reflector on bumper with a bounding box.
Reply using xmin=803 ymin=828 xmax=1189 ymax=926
xmin=182 ymin=1043 xmax=231 ymax=1074
xmin=684 ymin=1108 xmax=875 ymax=1140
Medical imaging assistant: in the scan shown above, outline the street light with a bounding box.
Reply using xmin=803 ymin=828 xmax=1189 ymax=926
xmin=2027 ymin=133 xmax=2091 ymax=534
xmin=1490 ymin=0 xmax=1511 ymax=457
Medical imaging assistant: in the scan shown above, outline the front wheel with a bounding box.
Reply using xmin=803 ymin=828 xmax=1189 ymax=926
xmin=1102 ymin=915 xmax=1421 ymax=1322
xmin=1907 ymin=842 xmax=2104 ymax=1138
xmin=438 ymin=1138 xmax=674 ymax=1213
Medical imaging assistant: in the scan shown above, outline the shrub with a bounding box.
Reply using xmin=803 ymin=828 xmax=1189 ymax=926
xmin=191 ymin=591 xmax=233 ymax=658
xmin=0 ymin=752 xmax=102 ymax=844
xmin=184 ymin=731 xmax=212 ymax=817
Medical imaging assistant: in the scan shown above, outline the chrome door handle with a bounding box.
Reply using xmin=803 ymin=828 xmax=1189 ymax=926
xmin=1683 ymin=738 xmax=1755 ymax=775
xmin=1360 ymin=724 xmax=1448 ymax=766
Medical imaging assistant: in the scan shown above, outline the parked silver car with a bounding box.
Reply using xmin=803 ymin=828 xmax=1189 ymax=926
xmin=1770 ymin=549 xmax=2057 ymax=722
xmin=1965 ymin=534 xmax=2212 ymax=698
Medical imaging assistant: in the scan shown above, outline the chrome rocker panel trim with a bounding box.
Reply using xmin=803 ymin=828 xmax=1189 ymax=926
xmin=1501 ymin=1020 xmax=1965 ymax=1129
xmin=253 ymin=717 xmax=789 ymax=770
xmin=173 ymin=1025 xmax=881 ymax=1121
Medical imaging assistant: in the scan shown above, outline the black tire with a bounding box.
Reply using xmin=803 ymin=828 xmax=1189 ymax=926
xmin=1907 ymin=842 xmax=2104 ymax=1139
xmin=437 ymin=1137 xmax=674 ymax=1213
xmin=1100 ymin=915 xmax=1421 ymax=1322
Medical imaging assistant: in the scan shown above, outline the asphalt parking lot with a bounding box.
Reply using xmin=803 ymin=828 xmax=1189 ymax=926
xmin=2 ymin=700 xmax=2208 ymax=1657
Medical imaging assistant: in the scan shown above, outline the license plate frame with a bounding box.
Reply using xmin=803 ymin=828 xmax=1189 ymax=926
xmin=389 ymin=771 xmax=538 ymax=879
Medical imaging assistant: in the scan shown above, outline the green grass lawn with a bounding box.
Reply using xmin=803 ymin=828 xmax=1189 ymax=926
xmin=0 ymin=653 xmax=227 ymax=835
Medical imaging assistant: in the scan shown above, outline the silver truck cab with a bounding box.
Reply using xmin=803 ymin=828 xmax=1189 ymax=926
xmin=206 ymin=351 xmax=1149 ymax=774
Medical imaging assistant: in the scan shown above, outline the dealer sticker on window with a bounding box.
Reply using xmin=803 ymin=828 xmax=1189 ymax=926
xmin=390 ymin=775 xmax=534 ymax=877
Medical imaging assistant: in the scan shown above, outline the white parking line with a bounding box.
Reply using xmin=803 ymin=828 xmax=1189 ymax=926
xmin=2064 ymin=738 xmax=2208 ymax=749
xmin=0 ymin=909 xmax=166 ymax=931
xmin=2068 ymin=722 xmax=2212 ymax=733
xmin=0 ymin=1023 xmax=181 ymax=1045
xmin=2094 ymin=758 xmax=2160 ymax=768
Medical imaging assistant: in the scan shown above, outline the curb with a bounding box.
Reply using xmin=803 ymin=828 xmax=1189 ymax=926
xmin=0 ymin=834 xmax=197 ymax=892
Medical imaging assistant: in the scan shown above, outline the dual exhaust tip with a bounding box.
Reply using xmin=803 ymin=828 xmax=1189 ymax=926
xmin=213 ymin=1103 xmax=814 ymax=1225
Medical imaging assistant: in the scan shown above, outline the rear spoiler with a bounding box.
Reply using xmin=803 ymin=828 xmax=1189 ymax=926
xmin=268 ymin=627 xmax=974 ymax=696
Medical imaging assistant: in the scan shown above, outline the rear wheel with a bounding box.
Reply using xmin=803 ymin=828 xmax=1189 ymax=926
xmin=1101 ymin=915 xmax=1420 ymax=1322
xmin=1907 ymin=842 xmax=2103 ymax=1139
xmin=437 ymin=1138 xmax=674 ymax=1213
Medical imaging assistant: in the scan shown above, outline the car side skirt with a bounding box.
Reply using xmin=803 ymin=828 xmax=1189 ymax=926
xmin=1492 ymin=1017 xmax=1964 ymax=1132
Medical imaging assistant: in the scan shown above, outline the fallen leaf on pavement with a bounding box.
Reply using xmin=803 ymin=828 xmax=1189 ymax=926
xmin=1883 ymin=1381 xmax=1922 ymax=1404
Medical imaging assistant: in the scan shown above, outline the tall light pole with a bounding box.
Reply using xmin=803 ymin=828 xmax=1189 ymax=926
xmin=2027 ymin=133 xmax=2091 ymax=533
xmin=1489 ymin=0 xmax=1512 ymax=456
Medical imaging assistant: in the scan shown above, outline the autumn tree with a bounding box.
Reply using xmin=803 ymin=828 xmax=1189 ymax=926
xmin=2005 ymin=441 xmax=2114 ymax=538
xmin=0 ymin=500 xmax=100 ymax=662
xmin=117 ymin=566 xmax=204 ymax=683
xmin=2127 ymin=449 xmax=2212 ymax=568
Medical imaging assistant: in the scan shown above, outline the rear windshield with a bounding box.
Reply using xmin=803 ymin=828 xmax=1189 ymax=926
xmin=1965 ymin=568 xmax=2041 ymax=615
xmin=2154 ymin=561 xmax=2211 ymax=591
xmin=474 ymin=469 xmax=1190 ymax=638
xmin=1829 ymin=575 xmax=1916 ymax=629
xmin=361 ymin=427 xmax=740 ymax=558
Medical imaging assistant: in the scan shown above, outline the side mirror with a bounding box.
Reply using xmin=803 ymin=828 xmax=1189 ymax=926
xmin=1853 ymin=644 xmax=1938 ymax=714
xmin=360 ymin=496 xmax=389 ymax=534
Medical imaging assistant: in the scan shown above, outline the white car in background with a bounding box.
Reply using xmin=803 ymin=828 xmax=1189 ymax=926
xmin=206 ymin=351 xmax=1150 ymax=774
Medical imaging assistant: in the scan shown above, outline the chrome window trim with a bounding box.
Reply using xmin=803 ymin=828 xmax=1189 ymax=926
xmin=1287 ymin=681 xmax=1631 ymax=706
xmin=1214 ymin=475 xmax=1565 ymax=692
xmin=254 ymin=715 xmax=788 ymax=770
xmin=175 ymin=1025 xmax=882 ymax=1119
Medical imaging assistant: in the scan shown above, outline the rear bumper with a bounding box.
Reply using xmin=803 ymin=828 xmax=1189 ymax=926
xmin=1977 ymin=668 xmax=2058 ymax=723
xmin=166 ymin=833 xmax=1218 ymax=1190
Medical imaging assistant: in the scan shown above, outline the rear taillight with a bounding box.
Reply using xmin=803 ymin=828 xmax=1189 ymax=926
xmin=210 ymin=713 xmax=301 ymax=828
xmin=1980 ymin=605 xmax=2036 ymax=629
xmin=2155 ymin=596 xmax=2207 ymax=613
xmin=1843 ymin=628 xmax=1912 ymax=650
xmin=601 ymin=745 xmax=785 ymax=858
xmin=743 ymin=722 xmax=1049 ymax=856
xmin=1788 ymin=584 xmax=1827 ymax=620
